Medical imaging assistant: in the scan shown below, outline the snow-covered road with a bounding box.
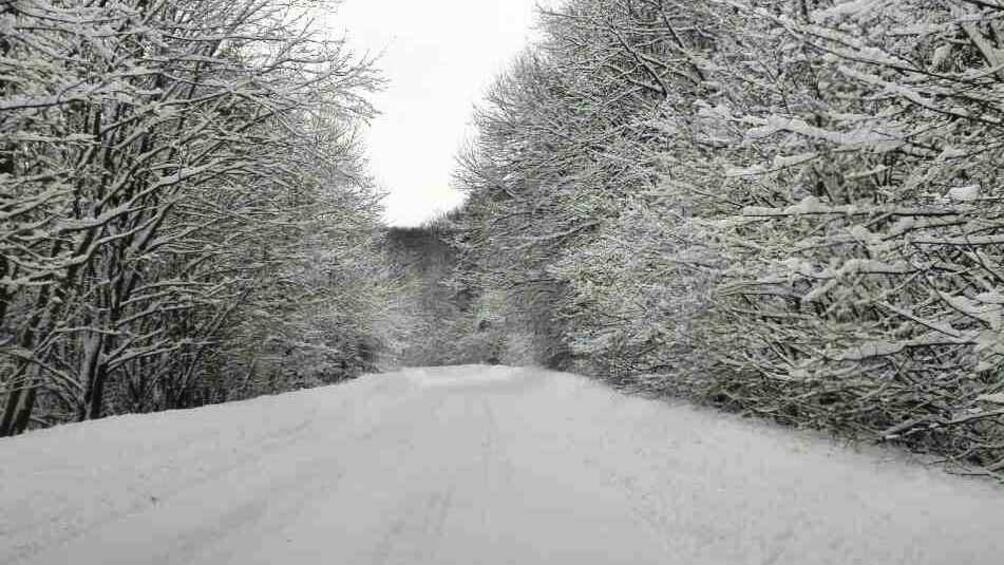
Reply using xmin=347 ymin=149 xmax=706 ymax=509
xmin=3 ymin=366 xmax=1004 ymax=564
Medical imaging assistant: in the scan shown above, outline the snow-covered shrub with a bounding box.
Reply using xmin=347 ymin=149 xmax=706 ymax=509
xmin=555 ymin=196 xmax=723 ymax=391
xmin=703 ymin=0 xmax=1004 ymax=469
xmin=452 ymin=0 xmax=1004 ymax=474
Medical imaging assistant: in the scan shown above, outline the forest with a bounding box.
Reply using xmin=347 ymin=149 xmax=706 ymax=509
xmin=3 ymin=0 xmax=1004 ymax=478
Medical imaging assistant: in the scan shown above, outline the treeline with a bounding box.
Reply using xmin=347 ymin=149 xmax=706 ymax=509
xmin=0 ymin=0 xmax=394 ymax=435
xmin=381 ymin=220 xmax=500 ymax=367
xmin=449 ymin=0 xmax=1004 ymax=474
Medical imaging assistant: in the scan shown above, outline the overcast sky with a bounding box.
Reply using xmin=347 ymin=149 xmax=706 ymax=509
xmin=331 ymin=1 xmax=544 ymax=227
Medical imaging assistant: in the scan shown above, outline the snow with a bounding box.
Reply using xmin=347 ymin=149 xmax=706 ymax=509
xmin=813 ymin=0 xmax=886 ymax=19
xmin=744 ymin=115 xmax=900 ymax=149
xmin=977 ymin=393 xmax=1004 ymax=405
xmin=945 ymin=184 xmax=980 ymax=202
xmin=941 ymin=292 xmax=1003 ymax=330
xmin=931 ymin=44 xmax=953 ymax=68
xmin=3 ymin=366 xmax=1004 ymax=565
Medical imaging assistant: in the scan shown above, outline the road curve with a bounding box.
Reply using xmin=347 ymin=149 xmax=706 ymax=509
xmin=2 ymin=366 xmax=1004 ymax=564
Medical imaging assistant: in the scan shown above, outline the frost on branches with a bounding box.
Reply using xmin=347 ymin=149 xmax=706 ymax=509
xmin=0 ymin=0 xmax=389 ymax=435
xmin=452 ymin=0 xmax=1004 ymax=475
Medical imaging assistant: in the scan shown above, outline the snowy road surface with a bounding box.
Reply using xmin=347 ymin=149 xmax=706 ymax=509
xmin=3 ymin=366 xmax=1004 ymax=564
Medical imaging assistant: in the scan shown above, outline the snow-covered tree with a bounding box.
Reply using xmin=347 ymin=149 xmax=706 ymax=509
xmin=454 ymin=0 xmax=1004 ymax=473
xmin=0 ymin=0 xmax=385 ymax=434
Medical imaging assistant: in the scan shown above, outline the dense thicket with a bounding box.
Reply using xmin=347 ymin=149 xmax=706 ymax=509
xmin=453 ymin=0 xmax=1004 ymax=476
xmin=382 ymin=223 xmax=468 ymax=366
xmin=0 ymin=0 xmax=390 ymax=434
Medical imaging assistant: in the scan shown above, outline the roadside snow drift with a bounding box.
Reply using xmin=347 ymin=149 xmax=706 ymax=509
xmin=2 ymin=366 xmax=1004 ymax=564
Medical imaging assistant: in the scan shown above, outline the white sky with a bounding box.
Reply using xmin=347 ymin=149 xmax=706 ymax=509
xmin=330 ymin=1 xmax=543 ymax=227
